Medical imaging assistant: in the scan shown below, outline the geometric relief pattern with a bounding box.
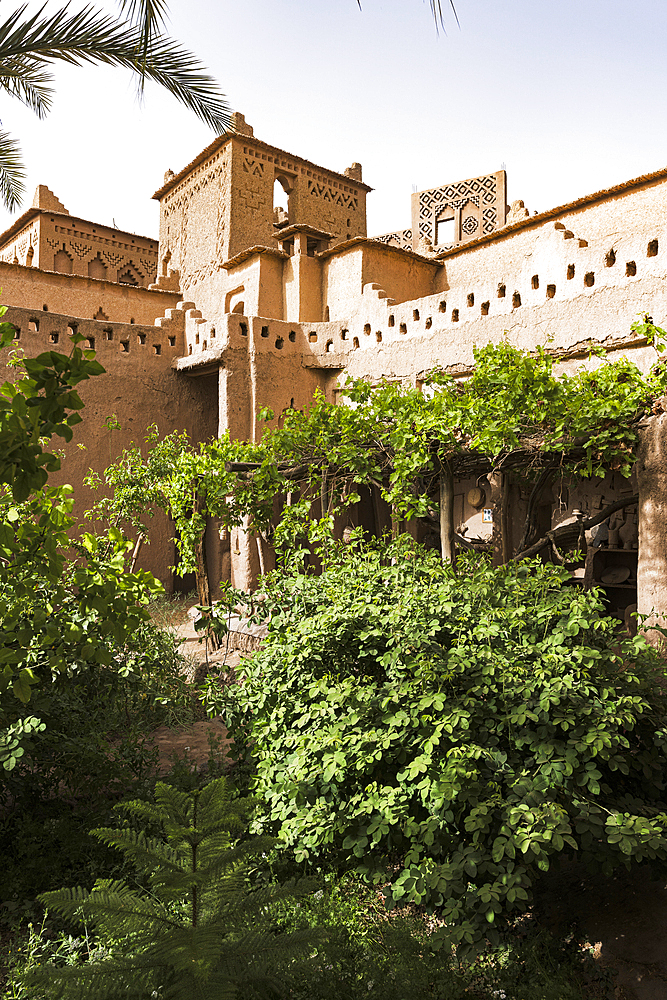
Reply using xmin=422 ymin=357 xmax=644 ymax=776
xmin=375 ymin=228 xmax=412 ymax=249
xmin=461 ymin=215 xmax=479 ymax=236
xmin=419 ymin=173 xmax=498 ymax=240
xmin=307 ymin=180 xmax=358 ymax=211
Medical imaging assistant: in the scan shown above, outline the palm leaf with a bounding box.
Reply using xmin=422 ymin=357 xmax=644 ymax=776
xmin=0 ymin=56 xmax=54 ymax=117
xmin=0 ymin=4 xmax=230 ymax=133
xmin=0 ymin=131 xmax=26 ymax=212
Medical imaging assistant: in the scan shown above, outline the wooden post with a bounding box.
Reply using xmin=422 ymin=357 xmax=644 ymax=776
xmin=439 ymin=462 xmax=455 ymax=568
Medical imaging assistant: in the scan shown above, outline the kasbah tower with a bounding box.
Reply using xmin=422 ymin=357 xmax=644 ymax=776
xmin=2 ymin=111 xmax=667 ymax=630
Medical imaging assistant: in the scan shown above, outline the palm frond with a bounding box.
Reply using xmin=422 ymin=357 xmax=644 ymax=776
xmin=0 ymin=131 xmax=26 ymax=212
xmin=0 ymin=4 xmax=230 ymax=133
xmin=0 ymin=56 xmax=53 ymax=117
xmin=117 ymin=0 xmax=170 ymax=92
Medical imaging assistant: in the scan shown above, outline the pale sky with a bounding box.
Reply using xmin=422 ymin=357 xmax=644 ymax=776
xmin=2 ymin=0 xmax=667 ymax=241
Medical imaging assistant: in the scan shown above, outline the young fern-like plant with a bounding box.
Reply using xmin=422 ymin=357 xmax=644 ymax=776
xmin=28 ymin=777 xmax=319 ymax=999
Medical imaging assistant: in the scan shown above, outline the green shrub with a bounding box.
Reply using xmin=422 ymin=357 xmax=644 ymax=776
xmin=216 ymin=536 xmax=667 ymax=953
xmin=25 ymin=777 xmax=318 ymax=1000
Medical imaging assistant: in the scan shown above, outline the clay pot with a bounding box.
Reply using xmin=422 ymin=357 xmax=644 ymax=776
xmin=608 ymin=528 xmax=620 ymax=548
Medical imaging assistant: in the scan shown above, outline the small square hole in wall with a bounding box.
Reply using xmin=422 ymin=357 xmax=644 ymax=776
xmin=451 ymin=309 xmax=459 ymax=322
xmin=202 ymin=340 xmax=207 ymax=350
xmin=138 ymin=332 xmax=146 ymax=344
xmin=399 ymin=322 xmax=407 ymax=333
xmin=531 ymin=275 xmax=539 ymax=290
xmin=49 ymin=332 xmax=59 ymax=344
xmin=210 ymin=327 xmax=216 ymax=338
xmin=648 ymin=240 xmax=658 ymax=257
xmin=353 ymin=336 xmax=360 ymax=349
xmin=512 ymin=291 xmax=521 ymax=308
xmin=413 ymin=309 xmax=420 ymax=320
xmin=309 ymin=331 xmax=317 ymax=343
xmin=28 ymin=319 xmax=39 ymax=332
xmin=626 ymin=261 xmax=637 ymax=276
xmin=168 ymin=336 xmax=175 ymax=347
xmin=605 ymin=249 xmax=616 ymax=267
xmin=584 ymin=271 xmax=595 ymax=287
xmin=275 ymin=337 xmax=284 ymax=350
xmin=376 ymin=331 xmax=382 ymax=342
xmin=364 ymin=323 xmax=371 ymax=335
xmin=439 ymin=300 xmax=446 ymax=312
xmin=13 ymin=328 xmax=20 ymax=340
xmin=326 ymin=340 xmax=333 ymax=352
xmin=467 ymin=293 xmax=474 ymax=307
xmin=104 ymin=329 xmax=113 ymax=341
xmin=388 ymin=315 xmax=395 ymax=327
xmin=497 ymin=284 xmax=506 ymax=298
xmin=130 ymin=318 xmax=134 ymax=325
xmin=546 ymin=284 xmax=556 ymax=299
xmin=481 ymin=301 xmax=489 ymax=316
xmin=42 ymin=304 xmax=48 ymax=311
xmin=340 ymin=329 xmax=348 ymax=340
xmin=240 ymin=322 xmax=248 ymax=336
xmin=260 ymin=325 xmax=267 ymax=338
xmin=67 ymin=323 xmax=77 ymax=336
xmin=153 ymin=344 xmax=161 ymax=355
xmin=567 ymin=264 xmax=575 ymax=279
xmin=87 ymin=337 xmax=95 ymax=350
xmin=288 ymin=330 xmax=296 ymax=342
xmin=425 ymin=317 xmax=432 ymax=329
xmin=120 ymin=340 xmax=129 ymax=353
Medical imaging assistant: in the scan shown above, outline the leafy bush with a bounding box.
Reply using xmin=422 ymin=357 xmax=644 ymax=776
xmin=216 ymin=536 xmax=667 ymax=952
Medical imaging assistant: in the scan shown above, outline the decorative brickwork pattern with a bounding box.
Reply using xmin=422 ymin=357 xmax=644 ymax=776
xmin=418 ymin=174 xmax=499 ymax=242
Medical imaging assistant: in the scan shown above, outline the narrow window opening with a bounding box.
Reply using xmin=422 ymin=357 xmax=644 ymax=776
xmin=168 ymin=336 xmax=176 ymax=347
xmin=546 ymin=284 xmax=556 ymax=299
xmin=49 ymin=332 xmax=59 ymax=344
xmin=120 ymin=340 xmax=129 ymax=353
xmin=42 ymin=304 xmax=48 ymax=312
xmin=67 ymin=323 xmax=77 ymax=337
xmin=399 ymin=322 xmax=407 ymax=334
xmin=202 ymin=340 xmax=207 ymax=350
xmin=452 ymin=309 xmax=459 ymax=322
xmin=210 ymin=327 xmax=216 ymax=338
xmin=626 ymin=261 xmax=636 ymax=276
xmin=567 ymin=264 xmax=575 ymax=279
xmin=388 ymin=315 xmax=395 ymax=327
xmin=260 ymin=325 xmax=267 ymax=338
xmin=425 ymin=317 xmax=432 ymax=329
xmin=87 ymin=337 xmax=95 ymax=350
xmin=497 ymin=284 xmax=506 ymax=298
xmin=376 ymin=331 xmax=382 ymax=342
xmin=467 ymin=293 xmax=474 ymax=307
xmin=341 ymin=329 xmax=349 ymax=340
xmin=439 ymin=300 xmax=446 ymax=312
xmin=435 ymin=215 xmax=456 ymax=246
xmin=413 ymin=309 xmax=420 ymax=320
xmin=648 ymin=240 xmax=659 ymax=258
xmin=584 ymin=271 xmax=595 ymax=287
xmin=275 ymin=337 xmax=284 ymax=350
xmin=605 ymin=249 xmax=616 ymax=267
xmin=325 ymin=340 xmax=333 ymax=352
xmin=353 ymin=336 xmax=360 ymax=349
xmin=288 ymin=330 xmax=296 ymax=343
xmin=138 ymin=333 xmax=146 ymax=345
xmin=130 ymin=318 xmax=135 ymax=324
xmin=13 ymin=328 xmax=20 ymax=340
xmin=28 ymin=319 xmax=39 ymax=332
xmin=104 ymin=328 xmax=113 ymax=341
xmin=195 ymin=333 xmax=200 ymax=345
xmin=531 ymin=275 xmax=539 ymax=290
xmin=153 ymin=344 xmax=162 ymax=355
xmin=512 ymin=291 xmax=521 ymax=308
xmin=481 ymin=301 xmax=489 ymax=316
xmin=188 ymin=345 xmax=192 ymax=355
xmin=364 ymin=323 xmax=371 ymax=335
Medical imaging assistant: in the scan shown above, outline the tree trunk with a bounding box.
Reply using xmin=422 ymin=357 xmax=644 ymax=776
xmin=439 ymin=462 xmax=455 ymax=568
xmin=193 ymin=494 xmax=219 ymax=651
